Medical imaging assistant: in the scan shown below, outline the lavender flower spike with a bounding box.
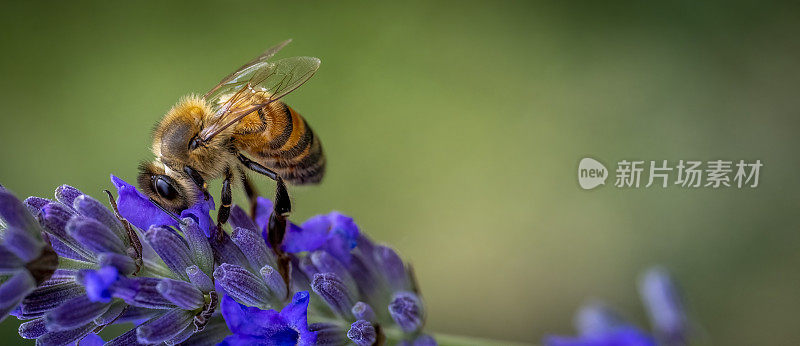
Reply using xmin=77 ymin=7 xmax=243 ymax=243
xmin=1 ymin=176 xmax=439 ymax=345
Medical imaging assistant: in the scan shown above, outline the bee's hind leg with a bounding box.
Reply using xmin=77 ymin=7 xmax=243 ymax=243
xmin=215 ymin=169 xmax=233 ymax=242
xmin=236 ymin=153 xmax=292 ymax=286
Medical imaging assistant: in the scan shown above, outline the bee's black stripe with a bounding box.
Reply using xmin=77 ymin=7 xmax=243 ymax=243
xmin=273 ymin=135 xmax=323 ymax=169
xmin=268 ymin=103 xmax=294 ymax=150
xmin=279 ymin=119 xmax=313 ymax=159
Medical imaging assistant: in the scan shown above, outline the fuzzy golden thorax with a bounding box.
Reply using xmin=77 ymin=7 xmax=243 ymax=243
xmin=138 ymin=95 xmax=240 ymax=211
xmin=152 ymin=95 xmax=238 ymax=178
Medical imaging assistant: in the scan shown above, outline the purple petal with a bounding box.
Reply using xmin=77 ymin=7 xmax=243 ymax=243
xmin=285 ymin=212 xmax=360 ymax=264
xmin=111 ymin=175 xmax=179 ymax=231
xmin=544 ymin=326 xmax=656 ymax=346
xmin=78 ymin=266 xmax=119 ymax=303
xmin=80 ymin=333 xmax=105 ymax=346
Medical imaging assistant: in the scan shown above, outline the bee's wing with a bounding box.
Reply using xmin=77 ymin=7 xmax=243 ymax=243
xmin=200 ymin=55 xmax=320 ymax=142
xmin=203 ymin=39 xmax=292 ymax=100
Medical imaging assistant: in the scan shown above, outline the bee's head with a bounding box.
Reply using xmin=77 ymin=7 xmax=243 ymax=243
xmin=137 ymin=161 xmax=193 ymax=212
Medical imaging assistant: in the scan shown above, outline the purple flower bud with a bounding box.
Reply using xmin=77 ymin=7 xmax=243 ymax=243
xmin=0 ymin=246 xmax=24 ymax=273
xmin=180 ymin=218 xmax=214 ymax=276
xmin=0 ymin=270 xmax=36 ymax=321
xmin=186 ymin=265 xmax=214 ymax=293
xmin=310 ymin=250 xmax=357 ymax=293
xmin=54 ymin=185 xmax=82 ymax=209
xmin=73 ymin=194 xmax=127 ymax=241
xmin=410 ymin=334 xmax=438 ymax=346
xmin=347 ymin=320 xmax=377 ymax=346
xmin=136 ymin=308 xmax=195 ymax=344
xmin=639 ymin=267 xmax=688 ymax=344
xmin=23 ymin=196 xmax=50 ymax=216
xmin=231 ymin=226 xmax=275 ymax=270
xmin=309 ymin=322 xmax=348 ymax=346
xmin=352 ymin=301 xmax=376 ymax=322
xmin=229 ymin=205 xmax=258 ymax=232
xmin=18 ymin=317 xmax=47 ymax=339
xmin=214 ymin=263 xmax=273 ymax=309
xmin=97 ymin=253 xmax=137 ymax=275
xmin=260 ymin=265 xmax=288 ymax=300
xmin=44 ymin=295 xmax=110 ymax=331
xmin=575 ymin=302 xmax=626 ymax=337
xmin=145 ymin=226 xmax=193 ymax=281
xmin=2 ymin=226 xmax=43 ymax=262
xmin=389 ymin=291 xmax=424 ymax=333
xmin=18 ymin=281 xmax=85 ymax=319
xmin=112 ymin=276 xmax=177 ymax=309
xmin=0 ymin=189 xmax=40 ymax=231
xmin=93 ymin=300 xmax=127 ymax=326
xmin=157 ymin=279 xmax=205 ymax=310
xmin=165 ymin=323 xmax=196 ymax=345
xmin=36 ymin=322 xmax=96 ymax=346
xmin=210 ymin=231 xmax=249 ymax=268
xmin=376 ymin=245 xmax=408 ymax=290
xmin=312 ymin=272 xmax=355 ymax=319
xmin=67 ymin=216 xmax=125 ymax=254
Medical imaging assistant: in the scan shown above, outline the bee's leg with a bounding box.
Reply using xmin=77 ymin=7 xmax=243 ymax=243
xmin=236 ymin=153 xmax=291 ymax=216
xmin=239 ymin=169 xmax=259 ymax=220
xmin=184 ymin=166 xmax=210 ymax=200
xmin=237 ymin=153 xmax=292 ymax=285
xmin=215 ymin=169 xmax=233 ymax=241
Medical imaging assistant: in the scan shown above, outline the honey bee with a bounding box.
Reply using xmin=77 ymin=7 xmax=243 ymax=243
xmin=137 ymin=40 xmax=324 ymax=237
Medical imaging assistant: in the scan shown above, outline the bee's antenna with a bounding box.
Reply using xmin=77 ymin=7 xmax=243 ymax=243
xmin=148 ymin=198 xmax=187 ymax=226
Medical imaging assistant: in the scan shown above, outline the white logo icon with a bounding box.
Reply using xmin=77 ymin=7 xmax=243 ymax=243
xmin=578 ymin=158 xmax=608 ymax=190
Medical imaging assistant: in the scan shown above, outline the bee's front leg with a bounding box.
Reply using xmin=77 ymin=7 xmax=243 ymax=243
xmin=215 ymin=169 xmax=233 ymax=241
xmin=184 ymin=166 xmax=210 ymax=200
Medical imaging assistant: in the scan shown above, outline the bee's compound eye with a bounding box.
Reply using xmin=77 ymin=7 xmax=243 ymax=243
xmin=154 ymin=176 xmax=178 ymax=200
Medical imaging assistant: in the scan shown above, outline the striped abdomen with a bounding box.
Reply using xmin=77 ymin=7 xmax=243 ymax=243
xmin=233 ymin=101 xmax=325 ymax=185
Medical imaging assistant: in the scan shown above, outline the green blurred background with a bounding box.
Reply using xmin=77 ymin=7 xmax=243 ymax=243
xmin=1 ymin=1 xmax=799 ymax=344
